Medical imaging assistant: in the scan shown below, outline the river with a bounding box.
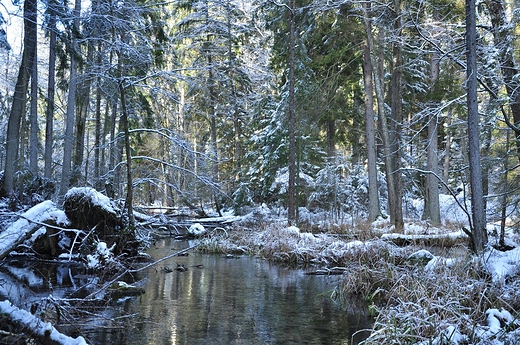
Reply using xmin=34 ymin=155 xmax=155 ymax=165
xmin=2 ymin=238 xmax=373 ymax=344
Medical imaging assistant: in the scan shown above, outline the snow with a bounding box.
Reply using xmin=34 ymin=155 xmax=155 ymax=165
xmin=285 ymin=225 xmax=301 ymax=235
xmin=86 ymin=241 xmax=116 ymax=269
xmin=64 ymin=187 xmax=116 ymax=214
xmin=424 ymin=255 xmax=457 ymax=271
xmin=188 ymin=222 xmax=206 ymax=236
xmin=481 ymin=247 xmax=520 ymax=283
xmin=408 ymin=249 xmax=434 ymax=261
xmin=0 ymin=300 xmax=87 ymax=345
xmin=0 ymin=200 xmax=61 ymax=257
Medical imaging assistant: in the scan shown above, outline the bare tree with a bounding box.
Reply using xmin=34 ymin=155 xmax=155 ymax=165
xmin=44 ymin=0 xmax=57 ymax=179
xmin=362 ymin=13 xmax=380 ymax=222
xmin=466 ymin=0 xmax=487 ymax=251
xmin=287 ymin=0 xmax=296 ymax=222
xmin=59 ymin=0 xmax=81 ymax=197
xmin=424 ymin=47 xmax=441 ymax=225
xmin=2 ymin=0 xmax=37 ymax=196
xmin=29 ymin=35 xmax=38 ymax=175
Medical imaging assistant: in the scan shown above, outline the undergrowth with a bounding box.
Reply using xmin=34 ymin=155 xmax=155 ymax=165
xmin=340 ymin=254 xmax=520 ymax=344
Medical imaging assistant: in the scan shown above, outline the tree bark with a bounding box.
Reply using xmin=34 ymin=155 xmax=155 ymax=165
xmin=59 ymin=0 xmax=81 ymax=197
xmin=29 ymin=38 xmax=38 ymax=175
xmin=118 ymin=81 xmax=135 ymax=229
xmin=370 ymin=23 xmax=397 ymax=229
xmin=389 ymin=0 xmax=404 ymax=232
xmin=443 ymin=109 xmax=452 ymax=193
xmin=466 ymin=0 xmax=487 ymax=251
xmin=94 ymin=69 xmax=102 ymax=186
xmin=326 ymin=118 xmax=335 ymax=159
xmin=287 ymin=0 xmax=296 ymax=222
xmin=424 ymin=48 xmax=441 ymax=225
xmin=204 ymin=2 xmax=222 ymax=216
xmin=73 ymin=42 xmax=94 ymax=182
xmin=362 ymin=33 xmax=380 ymax=222
xmin=44 ymin=1 xmax=57 ymax=179
xmin=2 ymin=0 xmax=37 ymax=195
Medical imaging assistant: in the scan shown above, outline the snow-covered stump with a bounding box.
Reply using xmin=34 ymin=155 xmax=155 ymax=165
xmin=63 ymin=187 xmax=122 ymax=236
xmin=63 ymin=187 xmax=138 ymax=257
xmin=0 ymin=200 xmax=62 ymax=260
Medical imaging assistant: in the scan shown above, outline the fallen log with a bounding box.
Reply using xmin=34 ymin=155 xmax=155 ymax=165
xmin=63 ymin=187 xmax=122 ymax=235
xmin=0 ymin=300 xmax=87 ymax=345
xmin=0 ymin=200 xmax=63 ymax=260
xmin=305 ymin=267 xmax=348 ymax=275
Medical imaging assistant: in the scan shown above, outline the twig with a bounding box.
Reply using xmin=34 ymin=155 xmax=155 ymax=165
xmin=18 ymin=214 xmax=84 ymax=235
xmin=400 ymin=167 xmax=473 ymax=233
xmin=83 ymin=243 xmax=200 ymax=300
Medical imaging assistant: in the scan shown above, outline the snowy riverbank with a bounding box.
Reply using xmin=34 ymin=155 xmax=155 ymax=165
xmin=198 ymin=208 xmax=520 ymax=345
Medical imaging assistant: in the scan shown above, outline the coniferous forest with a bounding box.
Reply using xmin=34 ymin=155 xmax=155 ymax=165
xmin=3 ymin=0 xmax=520 ymax=343
xmin=2 ymin=0 xmax=512 ymax=249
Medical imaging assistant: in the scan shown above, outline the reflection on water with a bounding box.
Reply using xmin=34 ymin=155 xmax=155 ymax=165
xmin=1 ymin=238 xmax=372 ymax=344
xmin=84 ymin=238 xmax=372 ymax=345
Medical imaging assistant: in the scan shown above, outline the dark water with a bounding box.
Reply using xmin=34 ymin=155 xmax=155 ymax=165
xmin=2 ymin=239 xmax=372 ymax=344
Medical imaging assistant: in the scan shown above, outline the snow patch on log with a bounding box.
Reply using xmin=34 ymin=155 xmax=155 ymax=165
xmin=64 ymin=187 xmax=116 ymax=215
xmin=0 ymin=300 xmax=87 ymax=345
xmin=0 ymin=200 xmax=63 ymax=259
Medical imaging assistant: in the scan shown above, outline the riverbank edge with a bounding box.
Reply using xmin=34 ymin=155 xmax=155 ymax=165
xmin=197 ymin=220 xmax=520 ymax=345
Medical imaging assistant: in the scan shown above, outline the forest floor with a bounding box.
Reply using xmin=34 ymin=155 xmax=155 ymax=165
xmin=197 ymin=203 xmax=520 ymax=345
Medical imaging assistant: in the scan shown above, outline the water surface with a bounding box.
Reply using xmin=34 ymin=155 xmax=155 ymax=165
xmin=90 ymin=239 xmax=371 ymax=344
xmin=3 ymin=238 xmax=372 ymax=344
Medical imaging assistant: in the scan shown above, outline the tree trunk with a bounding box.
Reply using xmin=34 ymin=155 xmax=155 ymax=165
xmin=73 ymin=42 xmax=94 ymax=182
xmin=389 ymin=0 xmax=404 ymax=232
xmin=44 ymin=1 xmax=57 ymax=179
xmin=443 ymin=109 xmax=452 ymax=193
xmin=118 ymin=81 xmax=135 ymax=229
xmin=203 ymin=1 xmax=222 ymax=216
xmin=362 ymin=33 xmax=380 ymax=222
xmin=29 ymin=39 xmax=38 ymax=175
xmin=499 ymin=129 xmax=511 ymax=247
xmin=371 ymin=25 xmax=397 ymax=228
xmin=466 ymin=0 xmax=487 ymax=251
xmin=424 ymin=49 xmax=441 ymax=225
xmin=287 ymin=0 xmax=296 ymax=222
xmin=326 ymin=117 xmax=335 ymax=159
xmin=207 ymin=53 xmax=222 ymax=215
xmin=2 ymin=0 xmax=37 ymax=195
xmin=226 ymin=1 xmax=242 ymax=186
xmin=0 ymin=200 xmax=59 ymax=260
xmin=94 ymin=72 xmax=102 ymax=187
xmin=59 ymin=0 xmax=81 ymax=197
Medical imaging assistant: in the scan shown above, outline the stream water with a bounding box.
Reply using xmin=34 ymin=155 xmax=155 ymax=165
xmin=2 ymin=238 xmax=373 ymax=344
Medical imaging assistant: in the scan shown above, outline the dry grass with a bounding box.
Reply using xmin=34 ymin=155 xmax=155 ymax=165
xmin=199 ymin=222 xmax=412 ymax=267
xmin=338 ymin=253 xmax=520 ymax=345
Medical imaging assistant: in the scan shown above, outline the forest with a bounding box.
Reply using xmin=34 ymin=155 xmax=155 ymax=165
xmin=2 ymin=0 xmax=520 ymax=343
xmin=1 ymin=0 xmax=516 ymax=249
